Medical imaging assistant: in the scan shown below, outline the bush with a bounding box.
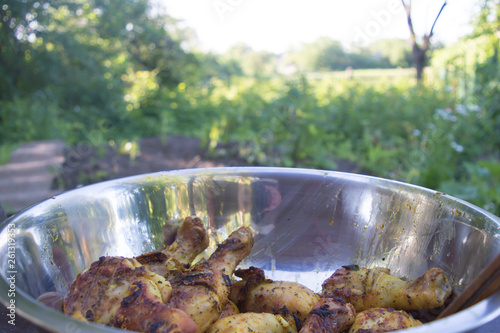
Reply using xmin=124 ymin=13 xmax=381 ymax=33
xmin=441 ymin=160 xmax=500 ymax=216
xmin=0 ymin=93 xmax=71 ymax=143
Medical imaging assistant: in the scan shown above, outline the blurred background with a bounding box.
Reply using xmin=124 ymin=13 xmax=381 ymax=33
xmin=0 ymin=0 xmax=499 ymax=218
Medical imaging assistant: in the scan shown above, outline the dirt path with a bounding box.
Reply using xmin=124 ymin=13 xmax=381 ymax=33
xmin=1 ymin=135 xmax=362 ymax=215
xmin=0 ymin=140 xmax=65 ymax=213
xmin=55 ymin=135 xmax=253 ymax=191
xmin=0 ymin=136 xmax=251 ymax=214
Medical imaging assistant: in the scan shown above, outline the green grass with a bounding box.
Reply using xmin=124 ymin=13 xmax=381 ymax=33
xmin=0 ymin=144 xmax=17 ymax=166
xmin=306 ymin=67 xmax=416 ymax=81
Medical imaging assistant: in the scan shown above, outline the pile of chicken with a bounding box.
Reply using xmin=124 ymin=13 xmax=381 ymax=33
xmin=59 ymin=217 xmax=453 ymax=333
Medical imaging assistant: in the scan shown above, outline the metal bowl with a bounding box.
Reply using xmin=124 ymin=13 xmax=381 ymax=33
xmin=1 ymin=167 xmax=500 ymax=332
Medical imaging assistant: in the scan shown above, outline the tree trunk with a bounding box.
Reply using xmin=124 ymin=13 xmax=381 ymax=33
xmin=402 ymin=0 xmax=447 ymax=82
xmin=412 ymin=44 xmax=426 ymax=82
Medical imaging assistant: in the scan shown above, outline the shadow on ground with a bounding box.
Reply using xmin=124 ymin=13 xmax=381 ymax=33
xmin=54 ymin=135 xmax=256 ymax=191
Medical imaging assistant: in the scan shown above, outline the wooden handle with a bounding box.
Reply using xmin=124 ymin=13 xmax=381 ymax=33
xmin=437 ymin=251 xmax=500 ymax=319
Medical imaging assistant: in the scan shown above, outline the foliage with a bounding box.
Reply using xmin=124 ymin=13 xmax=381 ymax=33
xmin=0 ymin=93 xmax=72 ymax=142
xmin=0 ymin=0 xmax=499 ymax=217
xmin=366 ymin=38 xmax=413 ymax=68
xmin=441 ymin=160 xmax=500 ymax=216
xmin=429 ymin=0 xmax=500 ymax=215
xmin=222 ymin=43 xmax=276 ymax=77
xmin=118 ymin=73 xmax=483 ymax=188
xmin=306 ymin=68 xmax=415 ymax=81
xmin=0 ymin=0 xmax=195 ymax=144
xmin=0 ymin=144 xmax=16 ymax=165
xmin=287 ymin=37 xmax=408 ymax=72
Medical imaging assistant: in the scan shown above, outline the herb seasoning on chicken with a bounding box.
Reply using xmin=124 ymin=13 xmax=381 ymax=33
xmin=321 ymin=266 xmax=453 ymax=312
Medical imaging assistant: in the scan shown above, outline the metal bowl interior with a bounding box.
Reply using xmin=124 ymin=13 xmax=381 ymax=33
xmin=1 ymin=167 xmax=500 ymax=333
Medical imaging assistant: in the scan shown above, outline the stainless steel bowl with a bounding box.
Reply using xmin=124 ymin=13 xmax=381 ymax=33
xmin=1 ymin=167 xmax=500 ymax=332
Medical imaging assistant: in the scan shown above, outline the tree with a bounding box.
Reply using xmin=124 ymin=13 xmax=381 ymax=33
xmin=223 ymin=43 xmax=276 ymax=77
xmin=471 ymin=0 xmax=500 ymax=38
xmin=0 ymin=0 xmax=198 ymax=143
xmin=289 ymin=37 xmax=409 ymax=72
xmin=288 ymin=37 xmax=350 ymax=71
xmin=367 ymin=38 xmax=413 ymax=68
xmin=401 ymin=0 xmax=447 ymax=82
xmin=0 ymin=0 xmax=62 ymax=100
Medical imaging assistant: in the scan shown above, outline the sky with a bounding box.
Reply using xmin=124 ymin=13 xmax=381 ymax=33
xmin=158 ymin=0 xmax=480 ymax=54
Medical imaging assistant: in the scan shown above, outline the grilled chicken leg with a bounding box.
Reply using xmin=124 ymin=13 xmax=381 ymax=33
xmin=167 ymin=226 xmax=255 ymax=332
xmin=218 ymin=300 xmax=240 ymax=319
xmin=230 ymin=266 xmax=320 ymax=322
xmin=300 ymin=298 xmax=356 ymax=333
xmin=136 ymin=216 xmax=209 ymax=278
xmin=208 ymin=312 xmax=297 ymax=333
xmin=321 ymin=266 xmax=452 ymax=312
xmin=348 ymin=307 xmax=422 ymax=332
xmin=63 ymin=256 xmax=198 ymax=333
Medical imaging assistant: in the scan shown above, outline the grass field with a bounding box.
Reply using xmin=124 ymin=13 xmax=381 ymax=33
xmin=306 ymin=67 xmax=417 ymax=81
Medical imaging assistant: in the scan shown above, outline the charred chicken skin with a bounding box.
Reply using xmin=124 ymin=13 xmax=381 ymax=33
xmin=59 ymin=214 xmax=453 ymax=333
xmin=230 ymin=266 xmax=320 ymax=322
xmin=300 ymin=297 xmax=356 ymax=333
xmin=348 ymin=307 xmax=422 ymax=332
xmin=63 ymin=216 xmax=211 ymax=333
xmin=167 ymin=226 xmax=254 ymax=332
xmin=63 ymin=256 xmax=199 ymax=333
xmin=321 ymin=266 xmax=452 ymax=312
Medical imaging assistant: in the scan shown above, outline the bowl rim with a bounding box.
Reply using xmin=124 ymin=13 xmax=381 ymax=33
xmin=6 ymin=166 xmax=500 ymax=223
xmin=1 ymin=166 xmax=500 ymax=333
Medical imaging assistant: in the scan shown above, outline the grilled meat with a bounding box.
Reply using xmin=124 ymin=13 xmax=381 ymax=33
xmin=348 ymin=307 xmax=422 ymax=332
xmin=217 ymin=300 xmax=239 ymax=319
xmin=63 ymin=256 xmax=198 ymax=333
xmin=167 ymin=226 xmax=254 ymax=332
xmin=136 ymin=216 xmax=209 ymax=278
xmin=230 ymin=266 xmax=320 ymax=322
xmin=321 ymin=266 xmax=452 ymax=312
xmin=207 ymin=312 xmax=297 ymax=333
xmin=60 ymin=213 xmax=452 ymax=333
xmin=300 ymin=298 xmax=356 ymax=333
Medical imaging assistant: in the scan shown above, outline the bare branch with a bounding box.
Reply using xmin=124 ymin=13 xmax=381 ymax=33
xmin=429 ymin=1 xmax=448 ymax=37
xmin=401 ymin=0 xmax=416 ymax=43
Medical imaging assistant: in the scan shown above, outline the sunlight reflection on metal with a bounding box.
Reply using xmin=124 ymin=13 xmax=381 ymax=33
xmin=0 ymin=167 xmax=499 ymax=333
